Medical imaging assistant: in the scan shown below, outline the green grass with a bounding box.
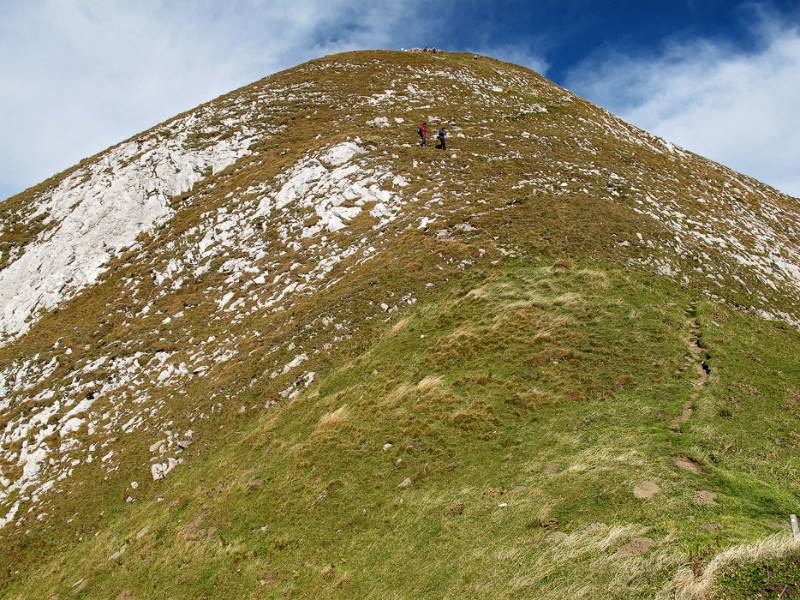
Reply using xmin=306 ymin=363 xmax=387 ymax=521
xmin=716 ymin=552 xmax=800 ymax=598
xmin=4 ymin=260 xmax=799 ymax=599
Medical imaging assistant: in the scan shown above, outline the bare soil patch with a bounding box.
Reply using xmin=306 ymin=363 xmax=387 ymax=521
xmin=634 ymin=481 xmax=660 ymax=499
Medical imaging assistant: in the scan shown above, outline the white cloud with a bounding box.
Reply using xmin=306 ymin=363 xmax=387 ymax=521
xmin=0 ymin=0 xmax=436 ymax=200
xmin=566 ymin=13 xmax=800 ymax=197
xmin=470 ymin=43 xmax=550 ymax=75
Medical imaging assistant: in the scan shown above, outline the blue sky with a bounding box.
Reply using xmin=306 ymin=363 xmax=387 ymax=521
xmin=1 ymin=0 xmax=799 ymax=199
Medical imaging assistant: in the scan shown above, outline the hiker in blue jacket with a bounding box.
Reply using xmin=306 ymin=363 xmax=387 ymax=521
xmin=436 ymin=126 xmax=447 ymax=150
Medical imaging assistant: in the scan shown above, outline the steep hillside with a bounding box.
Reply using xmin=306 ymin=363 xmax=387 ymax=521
xmin=1 ymin=50 xmax=799 ymax=599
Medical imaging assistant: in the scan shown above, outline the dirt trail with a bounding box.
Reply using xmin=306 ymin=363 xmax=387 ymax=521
xmin=671 ymin=311 xmax=709 ymax=432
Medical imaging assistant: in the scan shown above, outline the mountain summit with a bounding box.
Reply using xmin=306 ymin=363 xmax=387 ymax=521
xmin=1 ymin=50 xmax=799 ymax=598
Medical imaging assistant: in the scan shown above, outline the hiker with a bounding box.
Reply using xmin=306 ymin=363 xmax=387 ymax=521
xmin=436 ymin=126 xmax=446 ymax=150
xmin=417 ymin=121 xmax=428 ymax=147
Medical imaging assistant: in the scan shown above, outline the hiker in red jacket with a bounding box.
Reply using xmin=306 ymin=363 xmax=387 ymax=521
xmin=417 ymin=122 xmax=428 ymax=147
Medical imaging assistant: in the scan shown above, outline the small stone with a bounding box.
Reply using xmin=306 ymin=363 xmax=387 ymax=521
xmin=150 ymin=457 xmax=179 ymax=481
xmin=108 ymin=544 xmax=127 ymax=561
xmin=498 ymin=502 xmax=508 ymax=508
xmin=398 ymin=477 xmax=412 ymax=489
xmin=382 ymin=443 xmax=393 ymax=452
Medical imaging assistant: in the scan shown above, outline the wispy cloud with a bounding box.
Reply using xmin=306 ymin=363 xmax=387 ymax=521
xmin=0 ymin=0 xmax=437 ymax=199
xmin=470 ymin=43 xmax=550 ymax=75
xmin=566 ymin=7 xmax=800 ymax=197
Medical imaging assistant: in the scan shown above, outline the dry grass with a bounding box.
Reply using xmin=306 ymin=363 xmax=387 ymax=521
xmin=575 ymin=268 xmax=610 ymax=288
xmin=465 ymin=285 xmax=490 ymax=300
xmin=552 ymin=292 xmax=584 ymax=308
xmin=658 ymin=534 xmax=800 ymax=600
xmin=315 ymin=405 xmax=350 ymax=432
xmin=504 ymin=295 xmax=551 ymax=310
xmin=553 ymin=258 xmax=576 ymax=272
xmin=446 ymin=323 xmax=478 ymax=340
xmin=416 ymin=375 xmax=444 ymax=394
xmin=381 ymin=382 xmax=413 ymax=407
xmin=386 ymin=316 xmax=411 ymax=337
xmin=505 ymin=522 xmax=681 ymax=599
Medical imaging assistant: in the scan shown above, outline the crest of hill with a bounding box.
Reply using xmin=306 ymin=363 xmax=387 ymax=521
xmin=0 ymin=50 xmax=799 ymax=598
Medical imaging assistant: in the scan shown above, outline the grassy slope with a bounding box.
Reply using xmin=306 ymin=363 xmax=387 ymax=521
xmin=5 ymin=259 xmax=800 ymax=599
xmin=2 ymin=50 xmax=800 ymax=599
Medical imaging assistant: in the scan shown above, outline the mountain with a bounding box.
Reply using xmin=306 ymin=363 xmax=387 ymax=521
xmin=1 ymin=50 xmax=799 ymax=599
